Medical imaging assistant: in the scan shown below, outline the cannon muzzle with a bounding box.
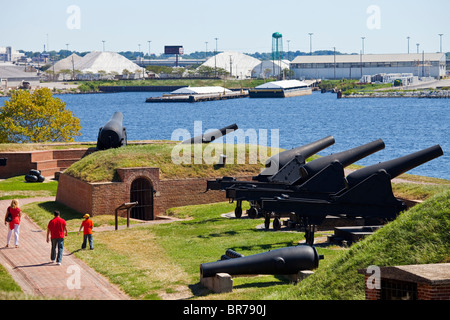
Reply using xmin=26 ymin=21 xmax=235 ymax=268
xmin=256 ymin=135 xmax=335 ymax=180
xmin=346 ymin=144 xmax=444 ymax=188
xmin=97 ymin=112 xmax=127 ymax=150
xmin=182 ymin=123 xmax=238 ymax=144
xmin=200 ymin=245 xmax=322 ymax=278
xmin=299 ymin=139 xmax=385 ymax=180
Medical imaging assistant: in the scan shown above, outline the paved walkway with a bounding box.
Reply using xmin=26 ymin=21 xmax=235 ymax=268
xmin=0 ymin=197 xmax=129 ymax=300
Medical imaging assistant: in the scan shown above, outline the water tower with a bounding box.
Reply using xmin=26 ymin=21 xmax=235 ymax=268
xmin=272 ymin=32 xmax=283 ymax=78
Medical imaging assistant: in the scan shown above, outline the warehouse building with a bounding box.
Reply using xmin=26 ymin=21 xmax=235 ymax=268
xmin=0 ymin=63 xmax=40 ymax=89
xmin=291 ymin=53 xmax=446 ymax=80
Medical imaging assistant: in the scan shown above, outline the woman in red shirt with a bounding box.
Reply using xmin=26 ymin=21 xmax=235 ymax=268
xmin=4 ymin=199 xmax=21 ymax=248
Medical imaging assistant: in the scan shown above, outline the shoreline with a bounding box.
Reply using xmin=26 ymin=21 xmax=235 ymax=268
xmin=341 ymin=89 xmax=450 ymax=99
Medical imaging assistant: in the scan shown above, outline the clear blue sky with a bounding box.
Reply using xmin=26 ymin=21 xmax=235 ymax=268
xmin=1 ymin=0 xmax=448 ymax=55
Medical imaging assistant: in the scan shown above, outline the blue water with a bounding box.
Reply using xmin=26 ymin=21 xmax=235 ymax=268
xmin=1 ymin=91 xmax=449 ymax=180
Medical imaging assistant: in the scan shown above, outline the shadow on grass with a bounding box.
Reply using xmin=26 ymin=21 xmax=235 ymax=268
xmin=37 ymin=201 xmax=82 ymax=222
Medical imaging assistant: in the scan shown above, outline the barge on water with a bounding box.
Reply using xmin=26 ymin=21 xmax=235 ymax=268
xmin=249 ymin=80 xmax=312 ymax=98
xmin=145 ymin=86 xmax=248 ymax=103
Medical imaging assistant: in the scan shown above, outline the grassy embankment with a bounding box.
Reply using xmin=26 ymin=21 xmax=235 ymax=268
xmin=76 ymin=78 xmax=272 ymax=93
xmin=0 ymin=142 xmax=448 ymax=299
xmin=319 ymin=79 xmax=393 ymax=95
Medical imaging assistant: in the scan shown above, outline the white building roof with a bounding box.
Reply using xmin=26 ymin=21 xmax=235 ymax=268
xmin=74 ymin=51 xmax=144 ymax=75
xmin=171 ymin=86 xmax=231 ymax=95
xmin=292 ymin=53 xmax=446 ymax=64
xmin=252 ymin=60 xmax=290 ymax=77
xmin=0 ymin=63 xmax=39 ymax=79
xmin=201 ymin=51 xmax=261 ymax=78
xmin=255 ymin=79 xmax=308 ymax=89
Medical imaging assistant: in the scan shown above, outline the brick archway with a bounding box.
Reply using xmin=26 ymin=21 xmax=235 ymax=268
xmin=130 ymin=177 xmax=154 ymax=220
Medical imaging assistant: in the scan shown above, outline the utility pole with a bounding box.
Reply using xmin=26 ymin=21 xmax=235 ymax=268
xmin=205 ymin=42 xmax=208 ymax=59
xmin=214 ymin=37 xmax=218 ymax=78
xmin=334 ymin=47 xmax=336 ymax=80
xmin=407 ymin=36 xmax=410 ymax=54
xmin=308 ymin=33 xmax=313 ymax=55
xmin=287 ymin=40 xmax=290 ymax=61
xmin=148 ymin=41 xmax=151 ymax=57
xmin=361 ymin=37 xmax=365 ymax=55
xmin=439 ymin=34 xmax=444 ymax=53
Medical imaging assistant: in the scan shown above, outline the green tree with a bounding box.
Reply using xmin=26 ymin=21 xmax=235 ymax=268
xmin=0 ymin=87 xmax=81 ymax=143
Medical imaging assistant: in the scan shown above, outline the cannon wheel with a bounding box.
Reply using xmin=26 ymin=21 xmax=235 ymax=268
xmin=264 ymin=214 xmax=271 ymax=230
xmin=304 ymin=225 xmax=315 ymax=246
xmin=247 ymin=207 xmax=257 ymax=219
xmin=234 ymin=200 xmax=242 ymax=218
xmin=273 ymin=217 xmax=281 ymax=230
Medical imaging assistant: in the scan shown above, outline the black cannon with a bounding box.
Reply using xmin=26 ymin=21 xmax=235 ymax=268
xmin=96 ymin=112 xmax=127 ymax=150
xmin=182 ymin=123 xmax=238 ymax=144
xmin=254 ymin=135 xmax=335 ymax=181
xmin=225 ymin=139 xmax=385 ymax=221
xmin=200 ymin=245 xmax=322 ymax=278
xmin=206 ymin=136 xmax=335 ymax=217
xmin=206 ymin=135 xmax=335 ymax=191
xmin=261 ymin=145 xmax=444 ymax=245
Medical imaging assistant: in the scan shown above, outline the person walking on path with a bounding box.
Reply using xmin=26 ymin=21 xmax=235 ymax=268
xmin=46 ymin=210 xmax=67 ymax=265
xmin=4 ymin=199 xmax=21 ymax=248
xmin=78 ymin=214 xmax=94 ymax=250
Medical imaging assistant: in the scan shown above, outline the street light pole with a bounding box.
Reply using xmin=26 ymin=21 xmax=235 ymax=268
xmin=407 ymin=36 xmax=410 ymax=54
xmin=308 ymin=33 xmax=313 ymax=55
xmin=214 ymin=37 xmax=218 ymax=78
xmin=361 ymin=37 xmax=365 ymax=55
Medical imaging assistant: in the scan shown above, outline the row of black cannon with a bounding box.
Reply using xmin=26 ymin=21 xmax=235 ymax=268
xmin=206 ymin=135 xmax=443 ymax=245
xmin=95 ymin=112 xmax=238 ymax=150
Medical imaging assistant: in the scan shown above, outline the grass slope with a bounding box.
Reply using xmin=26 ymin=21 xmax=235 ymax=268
xmin=64 ymin=143 xmax=279 ymax=182
xmin=281 ymin=189 xmax=450 ymax=300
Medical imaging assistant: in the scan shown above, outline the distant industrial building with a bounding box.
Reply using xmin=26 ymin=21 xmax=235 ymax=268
xmin=0 ymin=63 xmax=40 ymax=89
xmin=201 ymin=51 xmax=261 ymax=78
xmin=0 ymin=47 xmax=25 ymax=62
xmin=291 ymin=53 xmax=446 ymax=80
xmin=251 ymin=60 xmax=290 ymax=78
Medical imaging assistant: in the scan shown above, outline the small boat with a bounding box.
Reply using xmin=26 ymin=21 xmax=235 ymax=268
xmin=249 ymin=80 xmax=312 ymax=98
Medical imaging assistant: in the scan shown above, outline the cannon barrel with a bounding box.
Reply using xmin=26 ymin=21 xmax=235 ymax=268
xmin=299 ymin=139 xmax=385 ymax=180
xmin=200 ymin=245 xmax=322 ymax=278
xmin=97 ymin=112 xmax=127 ymax=150
xmin=346 ymin=144 xmax=444 ymax=188
xmin=182 ymin=123 xmax=238 ymax=144
xmin=256 ymin=135 xmax=335 ymax=179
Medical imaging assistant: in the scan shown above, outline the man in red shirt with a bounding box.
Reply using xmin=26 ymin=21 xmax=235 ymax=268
xmin=78 ymin=213 xmax=94 ymax=250
xmin=46 ymin=210 xmax=68 ymax=265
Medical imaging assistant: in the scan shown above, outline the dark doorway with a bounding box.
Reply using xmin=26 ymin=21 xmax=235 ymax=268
xmin=130 ymin=178 xmax=154 ymax=220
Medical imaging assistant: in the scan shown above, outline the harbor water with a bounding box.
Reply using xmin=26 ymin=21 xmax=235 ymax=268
xmin=1 ymin=91 xmax=449 ymax=180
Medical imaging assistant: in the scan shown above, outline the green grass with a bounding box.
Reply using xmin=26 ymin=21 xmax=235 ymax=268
xmin=75 ymin=79 xmax=271 ymax=92
xmin=0 ymin=176 xmax=58 ymax=200
xmin=6 ymin=188 xmax=450 ymax=300
xmin=278 ymin=189 xmax=450 ymax=300
xmin=64 ymin=143 xmax=279 ymax=182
